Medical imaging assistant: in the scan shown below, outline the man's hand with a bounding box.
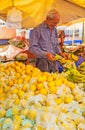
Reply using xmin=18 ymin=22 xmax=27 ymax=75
xmin=46 ymin=52 xmax=55 ymax=61
xmin=60 ymin=52 xmax=68 ymax=60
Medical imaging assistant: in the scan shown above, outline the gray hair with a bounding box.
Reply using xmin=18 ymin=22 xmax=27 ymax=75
xmin=46 ymin=9 xmax=60 ymax=19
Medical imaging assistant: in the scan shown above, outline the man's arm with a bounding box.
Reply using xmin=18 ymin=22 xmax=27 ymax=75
xmin=29 ymin=29 xmax=47 ymax=58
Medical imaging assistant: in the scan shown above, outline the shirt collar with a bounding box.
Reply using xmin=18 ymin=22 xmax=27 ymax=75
xmin=42 ymin=21 xmax=55 ymax=30
xmin=42 ymin=21 xmax=48 ymax=28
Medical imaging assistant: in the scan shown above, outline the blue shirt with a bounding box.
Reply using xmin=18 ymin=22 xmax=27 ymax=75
xmin=29 ymin=22 xmax=61 ymax=58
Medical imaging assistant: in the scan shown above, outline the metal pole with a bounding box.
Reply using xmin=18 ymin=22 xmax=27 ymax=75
xmin=82 ymin=22 xmax=85 ymax=44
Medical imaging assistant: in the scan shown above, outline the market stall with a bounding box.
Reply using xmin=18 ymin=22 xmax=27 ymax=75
xmin=0 ymin=0 xmax=85 ymax=130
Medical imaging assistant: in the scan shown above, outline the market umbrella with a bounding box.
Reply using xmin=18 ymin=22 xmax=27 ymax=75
xmin=0 ymin=0 xmax=85 ymax=28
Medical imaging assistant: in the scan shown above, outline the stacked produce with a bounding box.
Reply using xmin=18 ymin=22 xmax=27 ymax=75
xmin=55 ymin=53 xmax=78 ymax=65
xmin=8 ymin=39 xmax=25 ymax=49
xmin=0 ymin=61 xmax=85 ymax=130
xmin=15 ymin=53 xmax=28 ymax=61
xmin=55 ymin=53 xmax=85 ymax=84
xmin=78 ymin=62 xmax=85 ymax=75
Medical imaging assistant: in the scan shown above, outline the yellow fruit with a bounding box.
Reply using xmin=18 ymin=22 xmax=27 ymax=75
xmin=14 ymin=98 xmax=20 ymax=105
xmin=82 ymin=111 xmax=85 ymax=117
xmin=49 ymin=86 xmax=56 ymax=94
xmin=40 ymin=88 xmax=47 ymax=95
xmin=55 ymin=98 xmax=63 ymax=104
xmin=24 ymin=94 xmax=30 ymax=100
xmin=24 ymin=76 xmax=30 ymax=81
xmin=48 ymin=81 xmax=55 ymax=88
xmin=12 ymin=107 xmax=19 ymax=115
xmin=65 ymin=97 xmax=72 ymax=103
xmin=62 ymin=123 xmax=70 ymax=130
xmin=37 ymin=125 xmax=43 ymax=130
xmin=20 ymin=109 xmax=29 ymax=116
xmin=20 ymin=99 xmax=27 ymax=108
xmin=55 ymin=79 xmax=62 ymax=86
xmin=17 ymin=79 xmax=23 ymax=84
xmin=0 ymin=109 xmax=6 ymax=118
xmin=61 ymin=108 xmax=67 ymax=113
xmin=8 ymin=80 xmax=14 ymax=87
xmin=13 ymin=122 xmax=20 ymax=130
xmin=12 ymin=88 xmax=18 ymax=94
xmin=43 ymin=106 xmax=49 ymax=112
xmin=30 ymin=84 xmax=36 ymax=91
xmin=69 ymin=82 xmax=75 ymax=90
xmin=37 ymin=83 xmax=44 ymax=90
xmin=0 ymin=122 xmax=2 ymax=129
xmin=35 ymin=90 xmax=40 ymax=95
xmin=37 ymin=77 xmax=44 ymax=83
xmin=60 ymin=58 xmax=66 ymax=64
xmin=63 ymin=79 xmax=69 ymax=86
xmin=73 ymin=109 xmax=78 ymax=114
xmin=22 ymin=85 xmax=27 ymax=92
xmin=55 ymin=54 xmax=62 ymax=60
xmin=27 ymin=109 xmax=37 ymax=120
xmin=15 ymin=73 xmax=21 ymax=78
xmin=0 ymin=89 xmax=3 ymax=94
xmin=47 ymin=76 xmax=53 ymax=82
xmin=18 ymin=90 xmax=25 ymax=98
xmin=71 ymin=54 xmax=78 ymax=61
xmin=14 ymin=115 xmax=22 ymax=124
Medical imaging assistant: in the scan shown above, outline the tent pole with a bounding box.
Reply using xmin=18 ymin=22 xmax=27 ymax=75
xmin=82 ymin=22 xmax=85 ymax=44
xmin=72 ymin=24 xmax=75 ymax=46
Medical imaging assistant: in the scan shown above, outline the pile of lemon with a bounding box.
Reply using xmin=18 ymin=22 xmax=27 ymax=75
xmin=0 ymin=61 xmax=75 ymax=100
xmin=0 ymin=61 xmax=85 ymax=130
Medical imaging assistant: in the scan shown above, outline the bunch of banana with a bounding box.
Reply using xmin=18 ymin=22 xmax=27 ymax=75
xmin=80 ymin=62 xmax=85 ymax=67
xmin=78 ymin=61 xmax=85 ymax=75
xmin=63 ymin=60 xmax=77 ymax=70
xmin=55 ymin=54 xmax=62 ymax=61
xmin=68 ymin=53 xmax=78 ymax=61
xmin=66 ymin=68 xmax=85 ymax=83
xmin=71 ymin=73 xmax=85 ymax=83
xmin=55 ymin=53 xmax=78 ymax=65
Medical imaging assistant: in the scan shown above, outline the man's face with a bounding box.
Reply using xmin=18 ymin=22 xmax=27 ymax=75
xmin=47 ymin=15 xmax=60 ymax=29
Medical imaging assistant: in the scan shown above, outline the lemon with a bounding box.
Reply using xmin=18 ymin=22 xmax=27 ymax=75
xmin=49 ymin=86 xmax=56 ymax=94
xmin=55 ymin=98 xmax=63 ymax=104
xmin=65 ymin=97 xmax=72 ymax=103
xmin=0 ymin=109 xmax=6 ymax=118
xmin=0 ymin=122 xmax=2 ymax=129
xmin=63 ymin=79 xmax=69 ymax=86
xmin=12 ymin=107 xmax=19 ymax=115
xmin=24 ymin=76 xmax=30 ymax=81
xmin=17 ymin=78 xmax=23 ymax=84
xmin=30 ymin=84 xmax=36 ymax=91
xmin=27 ymin=109 xmax=37 ymax=120
xmin=37 ymin=125 xmax=43 ymax=130
xmin=22 ymin=85 xmax=27 ymax=92
xmin=8 ymin=80 xmax=14 ymax=87
xmin=48 ymin=81 xmax=55 ymax=88
xmin=14 ymin=115 xmax=22 ymax=124
xmin=55 ymin=79 xmax=62 ymax=86
xmin=14 ymin=98 xmax=20 ymax=105
xmin=37 ymin=83 xmax=44 ymax=90
xmin=69 ymin=83 xmax=75 ymax=90
xmin=82 ymin=111 xmax=85 ymax=117
xmin=13 ymin=122 xmax=20 ymax=130
xmin=18 ymin=90 xmax=25 ymax=98
xmin=37 ymin=77 xmax=45 ymax=83
xmin=12 ymin=88 xmax=18 ymax=94
xmin=0 ymin=89 xmax=3 ymax=94
xmin=40 ymin=88 xmax=47 ymax=95
xmin=35 ymin=90 xmax=40 ymax=95
xmin=20 ymin=109 xmax=29 ymax=116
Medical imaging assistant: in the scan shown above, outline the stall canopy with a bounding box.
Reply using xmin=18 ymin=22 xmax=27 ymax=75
xmin=0 ymin=0 xmax=85 ymax=28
